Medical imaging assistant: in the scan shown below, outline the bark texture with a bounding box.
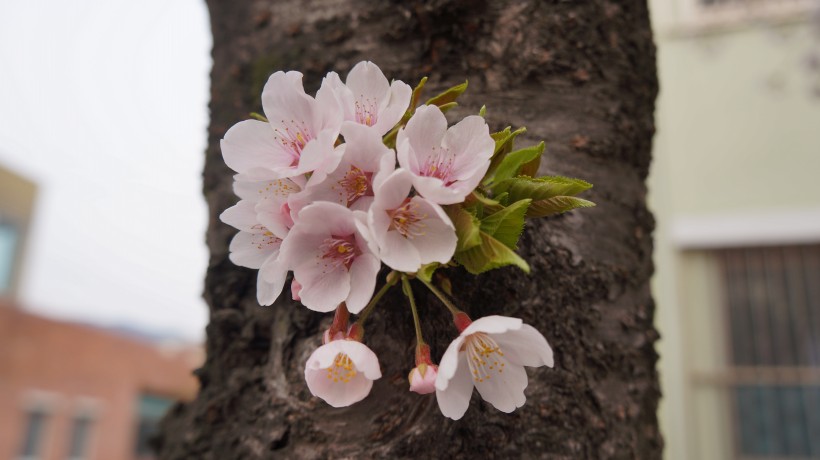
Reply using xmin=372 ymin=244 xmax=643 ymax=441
xmin=158 ymin=1 xmax=661 ymax=458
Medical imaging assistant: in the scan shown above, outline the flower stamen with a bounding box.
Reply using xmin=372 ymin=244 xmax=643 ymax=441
xmin=325 ymin=353 xmax=357 ymax=383
xmin=319 ymin=236 xmax=359 ymax=270
xmin=388 ymin=199 xmax=427 ymax=239
xmin=466 ymin=333 xmax=505 ymax=383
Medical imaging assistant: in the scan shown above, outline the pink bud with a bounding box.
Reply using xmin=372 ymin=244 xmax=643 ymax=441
xmin=291 ymin=279 xmax=302 ymax=301
xmin=408 ymin=363 xmax=438 ymax=395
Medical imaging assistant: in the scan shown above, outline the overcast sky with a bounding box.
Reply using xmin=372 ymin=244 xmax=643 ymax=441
xmin=0 ymin=0 xmax=211 ymax=341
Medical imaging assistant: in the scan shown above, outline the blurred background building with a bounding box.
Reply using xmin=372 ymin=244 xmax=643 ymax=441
xmin=0 ymin=164 xmax=202 ymax=460
xmin=649 ymin=0 xmax=820 ymax=459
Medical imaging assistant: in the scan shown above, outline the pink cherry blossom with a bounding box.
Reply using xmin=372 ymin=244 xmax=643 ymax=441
xmin=397 ymin=105 xmax=494 ymax=205
xmin=221 ymin=71 xmax=342 ymax=180
xmin=305 ymin=339 xmax=382 ymax=408
xmin=365 ymin=168 xmax=457 ymax=273
xmin=325 ymin=61 xmax=412 ymax=135
xmin=288 ymin=123 xmax=395 ymax=214
xmin=435 ymin=315 xmax=554 ymax=420
xmin=219 ymin=200 xmax=287 ymax=306
xmin=279 ymin=202 xmax=379 ymax=313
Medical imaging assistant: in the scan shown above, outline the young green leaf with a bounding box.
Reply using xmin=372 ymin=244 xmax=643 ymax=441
xmin=483 ymin=142 xmax=545 ymax=186
xmin=426 ymin=80 xmax=468 ymax=107
xmin=455 ymin=232 xmax=530 ymax=274
xmin=527 ymin=196 xmax=596 ymax=218
xmin=250 ymin=112 xmax=269 ymax=122
xmin=416 ymin=262 xmax=439 ymax=282
xmin=484 ymin=127 xmax=526 ymax=182
xmin=444 ymin=205 xmax=482 ymax=252
xmin=493 ymin=176 xmax=593 ymax=202
xmin=479 ymin=199 xmax=531 ymax=249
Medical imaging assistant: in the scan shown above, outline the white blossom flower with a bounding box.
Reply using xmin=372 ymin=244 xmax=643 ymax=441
xmin=289 ymin=123 xmax=395 ymax=214
xmin=219 ymin=200 xmax=288 ymax=306
xmin=325 ymin=61 xmax=412 ymax=135
xmin=221 ymin=71 xmax=343 ymax=180
xmin=279 ymin=202 xmax=379 ymax=313
xmin=408 ymin=363 xmax=438 ymax=395
xmin=397 ymin=105 xmax=494 ymax=205
xmin=305 ymin=339 xmax=382 ymax=408
xmin=365 ymin=168 xmax=457 ymax=273
xmin=435 ymin=315 xmax=554 ymax=420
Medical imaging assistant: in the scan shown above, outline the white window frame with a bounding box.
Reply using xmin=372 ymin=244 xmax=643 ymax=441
xmin=678 ymin=0 xmax=818 ymax=31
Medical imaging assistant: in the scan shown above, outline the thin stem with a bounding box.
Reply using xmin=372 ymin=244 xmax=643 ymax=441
xmin=418 ymin=277 xmax=461 ymax=316
xmin=402 ymin=275 xmax=424 ymax=346
xmin=356 ymin=271 xmax=398 ymax=324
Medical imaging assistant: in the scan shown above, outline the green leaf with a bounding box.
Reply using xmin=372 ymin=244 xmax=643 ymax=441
xmin=494 ymin=176 xmax=593 ymax=203
xmin=463 ymin=191 xmax=504 ymax=215
xmin=444 ymin=205 xmax=482 ymax=252
xmin=426 ymin=80 xmax=468 ymax=107
xmin=455 ymin=231 xmax=530 ymax=274
xmin=250 ymin=112 xmax=268 ymax=122
xmin=479 ymin=199 xmax=531 ymax=249
xmin=484 ymin=142 xmax=545 ymax=186
xmin=416 ymin=262 xmax=439 ymax=282
xmin=410 ymin=76 xmax=428 ymax=110
xmin=478 ymin=105 xmax=487 ymax=117
xmin=484 ymin=127 xmax=526 ymax=182
xmin=437 ymin=101 xmax=458 ymax=113
xmin=527 ymin=196 xmax=596 ymax=218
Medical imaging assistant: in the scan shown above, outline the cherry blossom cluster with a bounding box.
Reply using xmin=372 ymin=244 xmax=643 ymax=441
xmin=220 ymin=61 xmax=594 ymax=420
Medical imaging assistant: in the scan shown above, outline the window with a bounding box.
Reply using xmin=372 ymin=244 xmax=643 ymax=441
xmin=134 ymin=394 xmax=174 ymax=459
xmin=19 ymin=409 xmax=49 ymax=460
xmin=0 ymin=221 xmax=18 ymax=293
xmin=684 ymin=244 xmax=820 ymax=459
xmin=67 ymin=414 xmax=93 ymax=460
xmin=719 ymin=245 xmax=820 ymax=457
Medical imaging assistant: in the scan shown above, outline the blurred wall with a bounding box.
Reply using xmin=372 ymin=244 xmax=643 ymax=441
xmin=648 ymin=1 xmax=820 ymax=459
xmin=0 ymin=165 xmax=37 ymax=299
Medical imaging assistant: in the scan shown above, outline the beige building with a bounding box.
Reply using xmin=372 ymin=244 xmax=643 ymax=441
xmin=649 ymin=0 xmax=820 ymax=459
xmin=0 ymin=165 xmax=37 ymax=299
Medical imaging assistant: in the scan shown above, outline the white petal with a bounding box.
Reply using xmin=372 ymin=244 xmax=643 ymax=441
xmin=220 ymin=200 xmax=262 ymax=232
xmin=398 ymin=105 xmax=447 ymax=154
xmin=442 ymin=115 xmax=494 ymax=179
xmin=435 ymin=353 xmax=474 ymax=420
xmin=261 ymin=71 xmax=316 ymax=135
xmin=228 ymin=232 xmax=280 ymax=269
xmin=221 ymin=120 xmax=286 ymax=174
xmin=340 ymin=340 xmax=382 ymax=380
xmin=346 ymin=61 xmax=390 ymax=106
xmin=278 ymin=231 xmax=324 ymax=270
xmin=305 ymin=367 xmax=373 ymax=408
xmin=256 ymin=257 xmax=287 ymax=306
xmin=293 ymin=129 xmax=340 ymax=177
xmin=233 ymin=178 xmax=301 ymax=203
xmin=462 ymin=315 xmax=523 ymax=336
xmin=345 ymin=254 xmax=380 ymax=314
xmin=296 ymin=202 xmax=357 ymax=237
xmin=340 ymin=122 xmax=394 ymax=171
xmin=412 ymin=175 xmax=467 ymax=205
xmin=410 ymin=198 xmax=457 ymax=265
xmin=379 ymin=231 xmax=422 ymax=272
xmin=473 ymin=358 xmax=528 ymax=413
xmin=435 ymin=335 xmax=466 ymax=391
xmin=492 ymin=324 xmax=554 ymax=368
xmin=373 ymin=168 xmax=413 ymax=211
xmin=297 ymin=266 xmax=351 ymax=313
xmin=372 ymin=79 xmax=412 ymax=135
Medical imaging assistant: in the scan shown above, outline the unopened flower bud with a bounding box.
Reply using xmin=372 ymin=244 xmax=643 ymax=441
xmin=408 ymin=363 xmax=438 ymax=395
xmin=291 ymin=279 xmax=302 ymax=301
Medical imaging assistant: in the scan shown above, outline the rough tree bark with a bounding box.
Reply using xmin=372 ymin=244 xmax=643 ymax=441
xmin=158 ymin=1 xmax=661 ymax=458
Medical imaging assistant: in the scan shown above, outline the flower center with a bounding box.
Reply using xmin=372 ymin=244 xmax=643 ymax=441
xmin=326 ymin=353 xmax=357 ymax=383
xmin=419 ymin=146 xmax=456 ymax=185
xmin=273 ymin=119 xmax=313 ymax=165
xmin=465 ymin=333 xmax=505 ymax=383
xmin=335 ymin=166 xmax=372 ymax=206
xmin=388 ymin=199 xmax=427 ymax=239
xmin=354 ymin=97 xmax=378 ymax=127
xmin=319 ymin=235 xmax=359 ymax=270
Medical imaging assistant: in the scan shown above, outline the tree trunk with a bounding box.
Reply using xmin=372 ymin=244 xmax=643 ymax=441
xmin=157 ymin=1 xmax=661 ymax=458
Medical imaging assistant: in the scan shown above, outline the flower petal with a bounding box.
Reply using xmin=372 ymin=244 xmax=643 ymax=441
xmin=398 ymin=105 xmax=447 ymax=155
xmin=341 ymin=340 xmax=382 ymax=380
xmin=435 ymin=335 xmax=466 ymax=391
xmin=473 ymin=356 xmax=528 ymax=414
xmin=373 ymin=79 xmax=412 ymax=134
xmin=492 ymin=324 xmax=554 ymax=368
xmin=378 ymin=231 xmax=422 ymax=272
xmin=256 ymin=256 xmax=287 ymax=306
xmin=435 ymin=353 xmax=474 ymax=420
xmin=345 ymin=253 xmax=380 ymax=314
xmin=305 ymin=367 xmax=373 ymax=408
xmin=221 ymin=120 xmax=287 ymax=174
xmin=346 ymin=61 xmax=390 ymax=107
xmin=461 ymin=315 xmax=523 ymax=337
xmin=228 ymin=231 xmax=280 ymax=269
xmin=297 ymin=266 xmax=351 ymax=313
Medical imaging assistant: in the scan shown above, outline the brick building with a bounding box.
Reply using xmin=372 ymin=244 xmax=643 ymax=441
xmin=0 ymin=303 xmax=201 ymax=460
